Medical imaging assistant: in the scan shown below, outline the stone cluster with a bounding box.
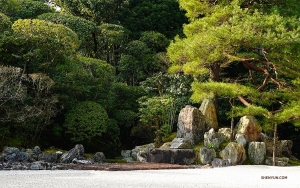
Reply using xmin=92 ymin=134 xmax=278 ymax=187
xmin=121 ymin=99 xmax=297 ymax=167
xmin=0 ymin=144 xmax=106 ymax=170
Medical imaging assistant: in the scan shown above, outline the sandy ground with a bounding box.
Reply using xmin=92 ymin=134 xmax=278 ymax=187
xmin=0 ymin=165 xmax=299 ymax=188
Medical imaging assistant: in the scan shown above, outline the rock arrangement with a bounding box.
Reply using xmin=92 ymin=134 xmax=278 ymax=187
xmin=2 ymin=101 xmax=298 ymax=169
xmin=122 ymin=101 xmax=297 ymax=167
xmin=0 ymin=144 xmax=106 ymax=170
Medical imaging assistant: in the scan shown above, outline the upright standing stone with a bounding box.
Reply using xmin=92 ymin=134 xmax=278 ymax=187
xmin=236 ymin=115 xmax=262 ymax=142
xmin=199 ymin=99 xmax=218 ymax=130
xmin=248 ymin=142 xmax=266 ymax=164
xmin=177 ymin=105 xmax=206 ymax=145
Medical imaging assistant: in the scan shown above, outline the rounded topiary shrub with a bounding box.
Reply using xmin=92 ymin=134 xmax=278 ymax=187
xmin=64 ymin=101 xmax=109 ymax=143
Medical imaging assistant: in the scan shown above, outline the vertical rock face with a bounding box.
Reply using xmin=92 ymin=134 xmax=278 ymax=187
xmin=199 ymin=147 xmax=216 ymax=164
xmin=248 ymin=142 xmax=266 ymax=164
xmin=236 ymin=115 xmax=262 ymax=142
xmin=220 ymin=142 xmax=246 ymax=165
xmin=177 ymin=105 xmax=206 ymax=145
xmin=281 ymin=140 xmax=293 ymax=158
xmin=199 ymin=99 xmax=218 ymax=130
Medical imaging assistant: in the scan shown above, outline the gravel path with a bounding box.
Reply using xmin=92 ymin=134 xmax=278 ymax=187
xmin=0 ymin=165 xmax=299 ymax=188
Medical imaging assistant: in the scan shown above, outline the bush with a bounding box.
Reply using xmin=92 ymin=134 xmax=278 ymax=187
xmin=64 ymin=101 xmax=109 ymax=143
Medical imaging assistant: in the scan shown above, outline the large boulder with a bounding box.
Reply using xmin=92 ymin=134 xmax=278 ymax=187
xmin=148 ymin=149 xmax=196 ymax=165
xmin=236 ymin=115 xmax=262 ymax=142
xmin=280 ymin=140 xmax=293 ymax=158
xmin=177 ymin=105 xmax=206 ymax=145
xmin=248 ymin=142 xmax=266 ymax=164
xmin=199 ymin=99 xmax=218 ymax=130
xmin=264 ymin=138 xmax=282 ymax=157
xmin=220 ymin=142 xmax=246 ymax=165
xmin=170 ymin=138 xmax=191 ymax=149
xmin=204 ymin=128 xmax=224 ymax=149
xmin=199 ymin=147 xmax=216 ymax=164
xmin=60 ymin=144 xmax=85 ymax=163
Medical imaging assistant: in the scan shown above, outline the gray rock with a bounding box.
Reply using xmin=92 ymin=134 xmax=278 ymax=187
xmin=248 ymin=142 xmax=266 ymax=164
xmin=177 ymin=105 xmax=206 ymax=145
xmin=93 ymin=152 xmax=105 ymax=163
xmin=236 ymin=134 xmax=247 ymax=147
xmin=3 ymin=147 xmax=29 ymax=163
xmin=32 ymin=146 xmax=42 ymax=160
xmin=121 ymin=150 xmax=132 ymax=162
xmin=280 ymin=140 xmax=293 ymax=158
xmin=131 ymin=144 xmax=155 ymax=161
xmin=204 ymin=128 xmax=224 ymax=149
xmin=264 ymin=138 xmax=282 ymax=157
xmin=30 ymin=161 xmax=52 ymax=170
xmin=211 ymin=158 xmax=231 ymax=167
xmin=170 ymin=138 xmax=191 ymax=149
xmin=265 ymin=157 xmax=289 ymax=166
xmin=137 ymin=150 xmax=148 ymax=162
xmin=261 ymin=133 xmax=270 ymax=140
xmin=236 ymin=115 xmax=262 ymax=142
xmin=148 ymin=149 xmax=196 ymax=165
xmin=199 ymin=147 xmax=216 ymax=164
xmin=220 ymin=142 xmax=246 ymax=165
xmin=199 ymin=99 xmax=218 ymax=130
xmin=218 ymin=128 xmax=232 ymax=141
xmin=60 ymin=144 xmax=85 ymax=163
xmin=38 ymin=153 xmax=59 ymax=163
xmin=72 ymin=158 xmax=93 ymax=164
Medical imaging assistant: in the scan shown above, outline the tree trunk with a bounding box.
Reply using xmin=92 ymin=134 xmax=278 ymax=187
xmin=230 ymin=98 xmax=235 ymax=141
xmin=272 ymin=123 xmax=277 ymax=166
xmin=209 ymin=63 xmax=221 ymax=82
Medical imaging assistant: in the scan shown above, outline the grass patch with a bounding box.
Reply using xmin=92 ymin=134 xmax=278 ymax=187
xmin=85 ymin=153 xmax=94 ymax=159
xmin=162 ymin=132 xmax=177 ymax=143
xmin=42 ymin=146 xmax=66 ymax=154
xmin=288 ymin=159 xmax=300 ymax=166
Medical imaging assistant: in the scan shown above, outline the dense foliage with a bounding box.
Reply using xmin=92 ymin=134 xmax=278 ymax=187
xmin=0 ymin=0 xmax=299 ymax=158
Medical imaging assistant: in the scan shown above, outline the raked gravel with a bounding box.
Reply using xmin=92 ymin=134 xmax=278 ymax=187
xmin=0 ymin=165 xmax=299 ymax=188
